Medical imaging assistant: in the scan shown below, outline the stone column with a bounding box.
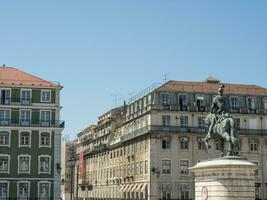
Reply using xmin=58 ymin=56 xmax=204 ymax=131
xmin=189 ymin=156 xmax=257 ymax=200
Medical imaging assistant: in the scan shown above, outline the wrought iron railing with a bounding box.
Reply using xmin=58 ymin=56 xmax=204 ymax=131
xmin=0 ymin=119 xmax=65 ymax=128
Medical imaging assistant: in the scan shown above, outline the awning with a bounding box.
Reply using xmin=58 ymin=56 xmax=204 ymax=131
xmin=123 ymin=184 xmax=130 ymax=193
xmin=141 ymin=183 xmax=148 ymax=193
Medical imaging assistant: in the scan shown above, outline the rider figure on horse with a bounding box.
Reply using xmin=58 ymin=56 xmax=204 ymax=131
xmin=207 ymin=84 xmax=228 ymax=138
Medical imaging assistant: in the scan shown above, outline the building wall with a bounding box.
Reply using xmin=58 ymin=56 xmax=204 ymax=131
xmin=0 ymin=85 xmax=63 ymax=199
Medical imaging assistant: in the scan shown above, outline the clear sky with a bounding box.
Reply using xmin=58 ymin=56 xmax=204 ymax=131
xmin=0 ymin=1 xmax=267 ymax=139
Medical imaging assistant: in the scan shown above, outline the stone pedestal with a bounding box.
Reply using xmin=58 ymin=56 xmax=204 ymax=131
xmin=189 ymin=156 xmax=257 ymax=200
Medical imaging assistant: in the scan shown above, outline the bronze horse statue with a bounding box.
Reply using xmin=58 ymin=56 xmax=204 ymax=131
xmin=203 ymin=113 xmax=239 ymax=156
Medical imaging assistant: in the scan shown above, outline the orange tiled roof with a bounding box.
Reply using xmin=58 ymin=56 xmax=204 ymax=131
xmin=0 ymin=67 xmax=62 ymax=89
xmin=157 ymin=80 xmax=267 ymax=95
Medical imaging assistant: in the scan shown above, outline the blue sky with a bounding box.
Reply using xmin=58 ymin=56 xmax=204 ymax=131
xmin=0 ymin=1 xmax=267 ymax=139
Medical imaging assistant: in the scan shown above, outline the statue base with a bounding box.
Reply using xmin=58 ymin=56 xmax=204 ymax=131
xmin=189 ymin=156 xmax=257 ymax=200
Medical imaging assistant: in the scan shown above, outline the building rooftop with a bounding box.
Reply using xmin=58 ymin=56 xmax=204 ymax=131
xmin=0 ymin=66 xmax=62 ymax=89
xmin=157 ymin=78 xmax=267 ymax=95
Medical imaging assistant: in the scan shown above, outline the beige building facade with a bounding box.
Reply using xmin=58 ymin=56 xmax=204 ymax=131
xmin=74 ymin=77 xmax=267 ymax=200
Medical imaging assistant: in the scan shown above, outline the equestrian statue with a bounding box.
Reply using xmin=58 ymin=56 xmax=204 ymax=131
xmin=203 ymin=84 xmax=239 ymax=156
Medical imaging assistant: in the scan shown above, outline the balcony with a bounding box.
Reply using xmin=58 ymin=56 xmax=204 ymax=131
xmin=0 ymin=98 xmax=56 ymax=106
xmin=0 ymin=119 xmax=65 ymax=128
xmin=0 ymin=98 xmax=32 ymax=106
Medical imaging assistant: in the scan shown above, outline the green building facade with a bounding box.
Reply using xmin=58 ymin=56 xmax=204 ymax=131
xmin=0 ymin=67 xmax=64 ymax=199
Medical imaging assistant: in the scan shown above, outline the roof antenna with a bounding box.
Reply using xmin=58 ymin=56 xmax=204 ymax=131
xmin=162 ymin=73 xmax=168 ymax=83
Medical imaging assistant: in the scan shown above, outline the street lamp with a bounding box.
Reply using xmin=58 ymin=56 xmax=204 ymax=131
xmin=68 ymin=154 xmax=76 ymax=200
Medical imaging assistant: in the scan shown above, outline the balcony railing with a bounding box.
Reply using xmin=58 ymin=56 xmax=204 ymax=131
xmin=0 ymin=98 xmax=55 ymax=106
xmin=120 ymin=125 xmax=267 ymax=142
xmin=0 ymin=119 xmax=65 ymax=128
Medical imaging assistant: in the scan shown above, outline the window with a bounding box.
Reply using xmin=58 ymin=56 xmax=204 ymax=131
xmin=162 ymin=115 xmax=170 ymax=127
xmin=135 ymin=162 xmax=139 ymax=175
xmin=145 ymin=160 xmax=148 ymax=174
xmin=21 ymin=90 xmax=31 ymax=105
xmin=180 ymin=116 xmax=188 ymax=127
xmin=20 ymin=132 xmax=30 ymax=147
xmin=179 ymin=137 xmax=189 ymax=150
xmin=41 ymin=90 xmax=51 ymax=102
xmin=263 ymin=99 xmax=267 ymax=111
xmin=247 ymin=97 xmax=256 ymax=113
xmin=161 ymin=93 xmax=170 ymax=106
xmin=162 ymin=183 xmax=171 ymax=200
xmin=0 ymin=131 xmax=9 ymax=146
xmin=180 ymin=160 xmax=189 ymax=175
xmin=40 ymin=111 xmax=51 ymax=126
xmin=40 ymin=132 xmax=51 ymax=147
xmin=180 ymin=184 xmax=190 ymax=200
xmin=179 ymin=95 xmax=187 ymax=111
xmin=198 ymin=117 xmax=205 ymax=128
xmin=0 ymin=155 xmax=9 ymax=173
xmin=162 ymin=138 xmax=171 ymax=149
xmin=20 ymin=110 xmax=31 ymax=126
xmin=0 ymin=110 xmax=10 ymax=125
xmin=0 ymin=89 xmax=11 ymax=105
xmin=18 ymin=155 xmax=30 ymax=173
xmin=198 ymin=138 xmax=205 ymax=150
xmin=250 ymin=139 xmax=258 ymax=152
xmin=235 ymin=118 xmax=240 ymax=130
xmin=230 ymin=97 xmax=239 ymax=111
xmin=39 ymin=156 xmax=51 ymax=174
xmin=38 ymin=182 xmax=50 ymax=199
xmin=0 ymin=182 xmax=8 ymax=199
xmin=196 ymin=96 xmax=205 ymax=111
xmin=17 ymin=182 xmax=30 ymax=200
xmin=162 ymin=160 xmax=171 ymax=174
xmin=140 ymin=161 xmax=143 ymax=175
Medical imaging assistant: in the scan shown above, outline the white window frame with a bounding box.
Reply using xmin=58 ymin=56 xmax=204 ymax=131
xmin=180 ymin=183 xmax=190 ymax=199
xmin=161 ymin=93 xmax=170 ymax=106
xmin=0 ymin=154 xmax=10 ymax=174
xmin=249 ymin=139 xmax=258 ymax=152
xmin=162 ymin=159 xmax=171 ymax=175
xmin=38 ymin=181 xmax=50 ymax=199
xmin=41 ymin=90 xmax=51 ymax=103
xmin=229 ymin=96 xmax=240 ymax=110
xmin=247 ymin=97 xmax=256 ymax=110
xmin=38 ymin=155 xmax=51 ymax=174
xmin=180 ymin=116 xmax=188 ymax=127
xmin=179 ymin=137 xmax=189 ymax=150
xmin=17 ymin=181 xmax=30 ymax=200
xmin=180 ymin=159 xmax=190 ymax=176
xmin=0 ymin=181 xmax=9 ymax=199
xmin=20 ymin=89 xmax=32 ymax=105
xmin=19 ymin=109 xmax=31 ymax=126
xmin=17 ymin=154 xmax=31 ymax=174
xmin=263 ymin=98 xmax=267 ymax=111
xmin=162 ymin=115 xmax=171 ymax=127
xmin=19 ymin=131 xmax=31 ymax=148
xmin=0 ymin=88 xmax=11 ymax=105
xmin=39 ymin=110 xmax=52 ymax=127
xmin=0 ymin=131 xmax=10 ymax=147
xmin=0 ymin=109 xmax=11 ymax=126
xmin=39 ymin=132 xmax=52 ymax=148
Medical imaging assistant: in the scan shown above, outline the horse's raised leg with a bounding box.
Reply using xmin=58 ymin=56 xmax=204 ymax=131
xmin=203 ymin=134 xmax=211 ymax=152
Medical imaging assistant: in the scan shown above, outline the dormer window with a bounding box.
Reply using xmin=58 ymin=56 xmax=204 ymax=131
xmin=230 ymin=97 xmax=239 ymax=113
xmin=247 ymin=97 xmax=256 ymax=113
xmin=196 ymin=96 xmax=205 ymax=112
xmin=161 ymin=93 xmax=170 ymax=106
xmin=179 ymin=94 xmax=188 ymax=111
xmin=263 ymin=98 xmax=267 ymax=113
